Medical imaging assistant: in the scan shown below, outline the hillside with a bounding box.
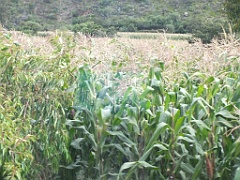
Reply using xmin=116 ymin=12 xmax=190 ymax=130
xmin=0 ymin=0 xmax=226 ymax=34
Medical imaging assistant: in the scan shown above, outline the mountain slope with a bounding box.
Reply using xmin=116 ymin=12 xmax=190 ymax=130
xmin=0 ymin=0 xmax=226 ymax=33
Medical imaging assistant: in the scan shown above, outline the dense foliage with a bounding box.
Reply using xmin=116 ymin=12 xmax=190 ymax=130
xmin=224 ymin=0 xmax=240 ymax=31
xmin=0 ymin=32 xmax=240 ymax=179
xmin=67 ymin=56 xmax=240 ymax=180
xmin=0 ymin=33 xmax=76 ymax=179
xmin=0 ymin=0 xmax=225 ymax=36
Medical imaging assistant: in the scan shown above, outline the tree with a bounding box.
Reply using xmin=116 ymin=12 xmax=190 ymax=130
xmin=20 ymin=21 xmax=43 ymax=35
xmin=72 ymin=21 xmax=104 ymax=36
xmin=190 ymin=17 xmax=224 ymax=44
xmin=224 ymin=0 xmax=240 ymax=31
xmin=0 ymin=0 xmax=11 ymax=27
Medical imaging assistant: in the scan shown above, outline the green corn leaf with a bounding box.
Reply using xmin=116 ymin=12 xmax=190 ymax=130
xmin=168 ymin=91 xmax=176 ymax=102
xmin=211 ymin=79 xmax=221 ymax=97
xmin=216 ymin=117 xmax=234 ymax=128
xmin=142 ymin=100 xmax=151 ymax=110
xmin=115 ymin=87 xmax=133 ymax=117
xmin=191 ymin=120 xmax=211 ymax=131
xmin=144 ymin=122 xmax=172 ymax=153
xmin=148 ymin=67 xmax=154 ymax=79
xmin=101 ymin=106 xmax=112 ymax=122
xmin=173 ymin=108 xmax=180 ymax=120
xmin=196 ymin=99 xmax=209 ymax=116
xmin=146 ymin=109 xmax=154 ymax=117
xmin=70 ymin=138 xmax=84 ymax=149
xmin=140 ymin=86 xmax=154 ymax=99
xmin=232 ymin=86 xmax=240 ymax=102
xmin=195 ymin=141 xmax=204 ymax=155
xmin=225 ymin=77 xmax=236 ymax=86
xmin=118 ymin=161 xmax=158 ymax=180
xmin=174 ymin=116 xmax=185 ymax=134
xmin=85 ymin=80 xmax=95 ymax=98
xmin=106 ymin=131 xmax=136 ymax=147
xmin=177 ymin=136 xmax=194 ymax=143
xmin=204 ymin=76 xmax=215 ymax=84
xmin=224 ymin=136 xmax=240 ymax=162
xmin=234 ymin=167 xmax=240 ymax=180
xmin=183 ymin=72 xmax=189 ymax=79
xmin=16 ymin=171 xmax=22 ymax=180
xmin=105 ymin=144 xmax=129 ymax=157
xmin=97 ymin=86 xmax=110 ymax=99
xmin=164 ymin=94 xmax=170 ymax=111
xmin=173 ymin=154 xmax=187 ymax=175
xmin=191 ymin=158 xmax=204 ymax=180
xmin=138 ymin=161 xmax=158 ymax=169
xmin=181 ymin=163 xmax=194 ymax=174
xmin=151 ymin=78 xmax=161 ymax=88
xmin=180 ymin=103 xmax=189 ymax=115
xmin=180 ymin=170 xmax=187 ymax=180
xmin=140 ymin=144 xmax=168 ymax=161
xmin=75 ymin=126 xmax=97 ymax=150
xmin=159 ymin=110 xmax=172 ymax=123
xmin=65 ymin=119 xmax=82 ymax=128
xmin=73 ymin=106 xmax=93 ymax=117
xmin=216 ymin=110 xmax=238 ymax=120
xmin=154 ymin=67 xmax=163 ymax=80
xmin=197 ymin=84 xmax=205 ymax=97
xmin=120 ymin=116 xmax=140 ymax=134
xmin=180 ymin=88 xmax=191 ymax=101
xmin=117 ymin=162 xmax=136 ymax=180
xmin=194 ymin=97 xmax=213 ymax=109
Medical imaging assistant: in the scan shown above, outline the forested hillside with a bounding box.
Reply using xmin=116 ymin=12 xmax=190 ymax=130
xmin=1 ymin=0 xmax=240 ymax=180
xmin=0 ymin=0 xmax=226 ymax=34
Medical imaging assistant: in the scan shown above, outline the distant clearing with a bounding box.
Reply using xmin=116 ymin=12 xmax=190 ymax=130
xmin=117 ymin=32 xmax=192 ymax=40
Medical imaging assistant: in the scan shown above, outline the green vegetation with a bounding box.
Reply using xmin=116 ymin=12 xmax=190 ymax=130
xmin=19 ymin=21 xmax=43 ymax=35
xmin=0 ymin=0 xmax=228 ymax=42
xmin=1 ymin=1 xmax=240 ymax=179
xmin=224 ymin=0 xmax=240 ymax=32
xmin=72 ymin=21 xmax=116 ymax=37
xmin=117 ymin=32 xmax=191 ymax=41
xmin=0 ymin=30 xmax=240 ymax=179
xmin=0 ymin=33 xmax=75 ymax=179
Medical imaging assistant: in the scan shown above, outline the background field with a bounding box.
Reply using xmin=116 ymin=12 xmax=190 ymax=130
xmin=10 ymin=31 xmax=240 ymax=77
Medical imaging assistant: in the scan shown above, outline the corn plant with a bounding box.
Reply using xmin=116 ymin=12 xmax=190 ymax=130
xmin=1 ymin=31 xmax=240 ymax=180
xmin=67 ymin=56 xmax=240 ymax=180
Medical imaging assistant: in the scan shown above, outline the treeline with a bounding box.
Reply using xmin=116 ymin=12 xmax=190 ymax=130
xmin=71 ymin=12 xmax=227 ymax=43
xmin=0 ymin=0 xmax=228 ymax=43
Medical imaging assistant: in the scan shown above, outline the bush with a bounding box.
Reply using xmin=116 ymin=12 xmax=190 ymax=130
xmin=165 ymin=23 xmax=175 ymax=33
xmin=73 ymin=21 xmax=104 ymax=36
xmin=119 ymin=23 xmax=137 ymax=32
xmin=73 ymin=21 xmax=116 ymax=37
xmin=19 ymin=21 xmax=43 ymax=35
xmin=106 ymin=26 xmax=117 ymax=37
xmin=191 ymin=18 xmax=225 ymax=43
xmin=224 ymin=0 xmax=240 ymax=32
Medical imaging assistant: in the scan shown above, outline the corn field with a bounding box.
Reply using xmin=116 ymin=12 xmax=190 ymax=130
xmin=0 ymin=31 xmax=240 ymax=180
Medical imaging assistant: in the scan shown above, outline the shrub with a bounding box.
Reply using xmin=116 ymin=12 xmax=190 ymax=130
xmin=19 ymin=21 xmax=43 ymax=35
xmin=73 ymin=21 xmax=104 ymax=36
xmin=165 ymin=23 xmax=175 ymax=33
xmin=191 ymin=19 xmax=225 ymax=43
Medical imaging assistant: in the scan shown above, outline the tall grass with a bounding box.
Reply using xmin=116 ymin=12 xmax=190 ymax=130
xmin=0 ymin=32 xmax=76 ymax=179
